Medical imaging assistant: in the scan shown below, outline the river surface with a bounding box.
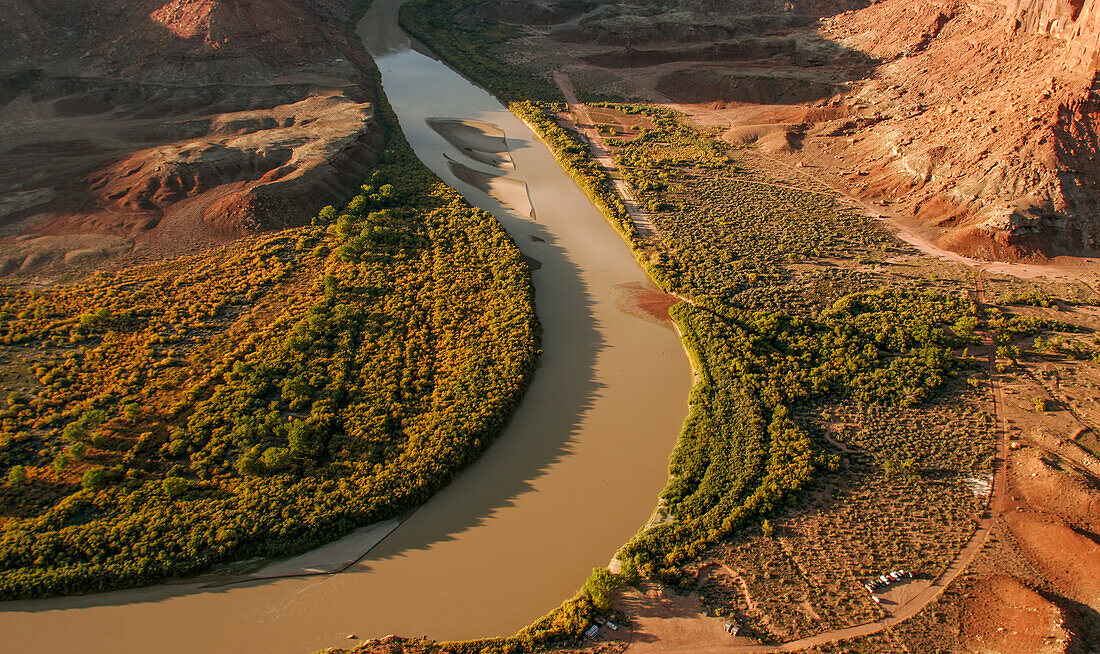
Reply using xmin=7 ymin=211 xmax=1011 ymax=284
xmin=0 ymin=2 xmax=690 ymax=652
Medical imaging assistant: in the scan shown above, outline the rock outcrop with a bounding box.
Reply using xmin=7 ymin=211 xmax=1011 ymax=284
xmin=0 ymin=0 xmax=383 ymax=274
xmin=1007 ymin=0 xmax=1100 ymax=70
xmin=821 ymin=0 xmax=1100 ymax=258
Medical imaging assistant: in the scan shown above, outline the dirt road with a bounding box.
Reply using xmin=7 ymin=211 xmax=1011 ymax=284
xmin=552 ymin=72 xmax=657 ymax=237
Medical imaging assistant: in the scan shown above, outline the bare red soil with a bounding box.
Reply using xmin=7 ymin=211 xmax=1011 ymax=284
xmin=0 ymin=0 xmax=383 ymax=276
xmin=961 ymin=574 xmax=1081 ymax=654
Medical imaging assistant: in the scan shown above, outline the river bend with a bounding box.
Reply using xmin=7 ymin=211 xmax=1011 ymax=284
xmin=0 ymin=2 xmax=690 ymax=651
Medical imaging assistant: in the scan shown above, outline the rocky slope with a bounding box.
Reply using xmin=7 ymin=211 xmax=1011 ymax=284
xmin=820 ymin=0 xmax=1100 ymax=259
xmin=485 ymin=0 xmax=1100 ymax=260
xmin=0 ymin=0 xmax=383 ymax=275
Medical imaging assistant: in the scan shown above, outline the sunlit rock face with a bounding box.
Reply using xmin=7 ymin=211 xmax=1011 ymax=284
xmin=0 ymin=0 xmax=383 ymax=276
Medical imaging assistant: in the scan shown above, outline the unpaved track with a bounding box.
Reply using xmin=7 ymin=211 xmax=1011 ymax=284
xmin=553 ymin=72 xmax=657 ymax=237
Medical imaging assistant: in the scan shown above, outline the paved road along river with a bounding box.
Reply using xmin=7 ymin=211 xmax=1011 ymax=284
xmin=0 ymin=2 xmax=691 ymax=651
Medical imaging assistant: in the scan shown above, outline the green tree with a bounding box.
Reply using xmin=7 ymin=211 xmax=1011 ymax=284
xmin=582 ymin=567 xmax=621 ymax=611
xmin=323 ymin=275 xmax=339 ymax=300
xmin=313 ymin=205 xmax=338 ymax=226
xmin=235 ymin=449 xmax=261 ymax=476
xmin=63 ymin=409 xmax=106 ymax=443
xmin=162 ymin=476 xmax=189 ymax=499
xmin=6 ymin=465 xmax=26 ymax=487
xmin=952 ymin=316 xmax=978 ymax=340
xmin=261 ymin=447 xmax=292 ymax=472
xmin=52 ymin=453 xmax=72 ymax=474
xmin=68 ymin=442 xmax=86 ymax=460
xmin=285 ymin=421 xmax=315 ymax=456
xmin=81 ymin=467 xmax=108 ymax=491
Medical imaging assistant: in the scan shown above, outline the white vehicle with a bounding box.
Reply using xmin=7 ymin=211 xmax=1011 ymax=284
xmin=584 ymin=624 xmax=599 ymax=639
xmin=606 ymin=621 xmax=618 ymax=631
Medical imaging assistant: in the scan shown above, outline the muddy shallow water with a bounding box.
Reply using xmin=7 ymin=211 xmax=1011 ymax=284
xmin=0 ymin=2 xmax=691 ymax=652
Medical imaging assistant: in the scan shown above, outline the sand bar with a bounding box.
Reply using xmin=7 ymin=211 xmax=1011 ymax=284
xmin=446 ymin=155 xmax=535 ymax=219
xmin=428 ymin=117 xmax=515 ymax=169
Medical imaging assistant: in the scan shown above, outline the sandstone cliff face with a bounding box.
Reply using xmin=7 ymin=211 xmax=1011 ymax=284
xmin=822 ymin=0 xmax=1100 ymax=258
xmin=1007 ymin=0 xmax=1100 ymax=69
xmin=0 ymin=0 xmax=383 ymax=274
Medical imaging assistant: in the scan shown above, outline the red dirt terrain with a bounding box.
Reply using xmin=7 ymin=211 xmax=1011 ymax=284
xmin=0 ymin=0 xmax=383 ymax=277
xmin=816 ymin=0 xmax=1100 ymax=261
xmin=961 ymin=574 xmax=1082 ymax=654
xmin=945 ymin=439 xmax=1100 ymax=654
xmin=491 ymin=0 xmax=1100 ymax=262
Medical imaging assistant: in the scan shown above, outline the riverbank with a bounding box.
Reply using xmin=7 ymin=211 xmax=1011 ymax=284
xmin=391 ymin=4 xmax=1083 ymax=653
xmin=0 ymin=0 xmax=693 ymax=650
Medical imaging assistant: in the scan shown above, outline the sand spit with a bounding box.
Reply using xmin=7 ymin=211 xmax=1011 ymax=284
xmin=445 ymin=156 xmax=535 ymax=219
xmin=427 ymin=118 xmax=515 ymax=169
xmin=243 ymin=516 xmax=405 ymax=581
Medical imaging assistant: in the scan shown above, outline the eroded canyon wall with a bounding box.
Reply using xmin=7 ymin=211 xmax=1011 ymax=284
xmin=0 ymin=0 xmax=383 ymax=274
xmin=825 ymin=0 xmax=1100 ymax=258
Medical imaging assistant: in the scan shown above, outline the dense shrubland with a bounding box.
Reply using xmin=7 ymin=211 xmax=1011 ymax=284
xmin=394 ymin=5 xmax=1009 ymax=644
xmin=0 ymin=98 xmax=538 ymax=598
xmin=600 ymin=104 xmax=899 ymax=313
xmin=616 ymin=288 xmax=976 ymax=578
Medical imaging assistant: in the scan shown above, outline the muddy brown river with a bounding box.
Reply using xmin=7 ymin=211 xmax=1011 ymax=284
xmin=0 ymin=2 xmax=690 ymax=651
